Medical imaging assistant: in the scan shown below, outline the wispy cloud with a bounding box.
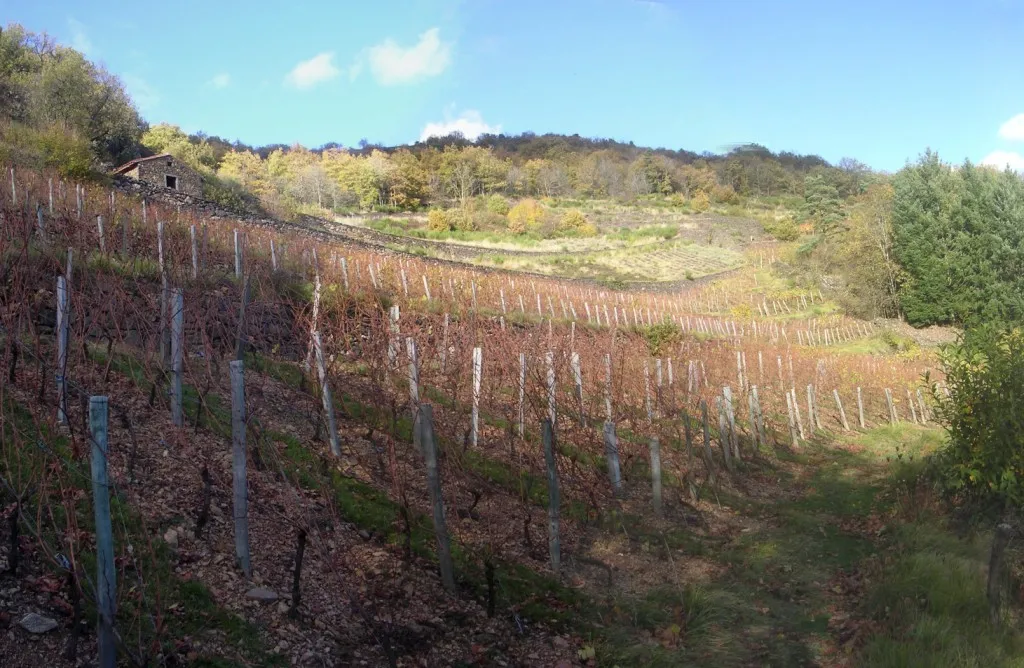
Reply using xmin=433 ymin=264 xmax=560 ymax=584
xmin=285 ymin=52 xmax=340 ymax=89
xmin=997 ymin=113 xmax=1024 ymax=141
xmin=122 ymin=74 xmax=159 ymax=113
xmin=420 ymin=109 xmax=500 ymax=141
xmin=631 ymin=0 xmax=672 ymax=14
xmin=68 ymin=17 xmax=94 ymax=55
xmin=981 ymin=150 xmax=1024 ymax=172
xmin=208 ymin=73 xmax=231 ymax=89
xmin=367 ymin=28 xmax=452 ymax=86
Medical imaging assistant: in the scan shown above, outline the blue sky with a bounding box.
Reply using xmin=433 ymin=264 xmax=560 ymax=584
xmin=5 ymin=0 xmax=1024 ymax=171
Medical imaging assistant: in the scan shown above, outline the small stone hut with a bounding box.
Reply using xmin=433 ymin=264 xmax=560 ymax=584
xmin=111 ymin=153 xmax=203 ymax=197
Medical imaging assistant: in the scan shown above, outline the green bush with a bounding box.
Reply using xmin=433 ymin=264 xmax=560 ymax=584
xmin=763 ymin=216 xmax=801 ymax=241
xmin=445 ymin=208 xmax=477 ymax=232
xmin=934 ymin=326 xmax=1024 ymax=507
xmin=638 ymin=322 xmax=683 ymax=355
xmin=485 ymin=194 xmax=510 ymax=216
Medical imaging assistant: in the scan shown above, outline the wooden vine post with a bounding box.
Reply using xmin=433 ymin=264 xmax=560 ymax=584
xmin=418 ymin=405 xmax=456 ymax=591
xmin=471 ymin=346 xmax=482 ymax=447
xmin=89 ymin=396 xmax=117 ymax=668
xmin=170 ymin=288 xmax=184 ymax=426
xmin=229 ymin=360 xmax=252 ymax=578
xmin=541 ymin=419 xmax=560 ymax=573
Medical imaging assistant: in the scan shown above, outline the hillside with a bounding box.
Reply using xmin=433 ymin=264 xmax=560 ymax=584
xmin=2 ymin=166 xmax=1020 ymax=668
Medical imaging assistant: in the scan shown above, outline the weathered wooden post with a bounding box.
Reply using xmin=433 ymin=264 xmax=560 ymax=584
xmin=418 ymin=405 xmax=456 ymax=591
xmin=440 ymin=312 xmax=449 ymax=371
xmin=907 ymin=388 xmax=918 ymax=424
xmin=471 ymin=346 xmax=482 ymax=447
xmin=856 ymin=386 xmax=866 ymax=429
xmin=387 ymin=305 xmax=400 ymax=369
xmin=312 ymin=331 xmax=341 ymax=457
xmin=546 ymin=352 xmax=556 ymax=426
xmin=806 ymin=385 xmax=817 ymax=432
xmin=723 ymin=386 xmax=739 ymax=458
xmin=649 ymin=436 xmax=662 ymax=516
xmin=716 ymin=397 xmax=734 ymax=471
xmin=233 ymin=229 xmax=243 ymax=278
xmin=518 ymin=352 xmax=526 ymax=437
xmin=96 ymin=215 xmax=106 ymax=253
xmin=571 ymin=352 xmax=584 ymax=426
xmin=89 ymin=396 xmax=117 ymax=668
xmin=341 ymin=257 xmax=350 ymax=291
xmin=916 ymin=388 xmax=928 ymax=424
xmin=604 ymin=354 xmax=613 ymax=422
xmin=56 ymin=275 xmax=70 ymax=425
xmin=406 ymin=337 xmax=419 ymax=405
xmin=885 ymin=388 xmax=898 ymax=424
xmin=644 ymin=362 xmax=653 ymax=421
xmin=833 ymin=389 xmax=850 ymax=431
xmin=170 ymin=289 xmax=184 ymax=426
xmin=541 ymin=419 xmax=560 ymax=574
xmin=422 ymin=274 xmax=431 ymax=301
xmin=603 ymin=420 xmax=622 ymax=495
xmin=229 ymin=360 xmax=252 ymax=578
xmin=785 ymin=391 xmax=799 ymax=447
xmin=235 ymin=276 xmax=250 ymax=362
xmin=791 ymin=388 xmax=806 ymax=439
xmin=752 ymin=385 xmax=767 ymax=448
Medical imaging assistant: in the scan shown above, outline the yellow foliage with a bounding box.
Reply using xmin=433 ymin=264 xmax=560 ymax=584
xmin=427 ymin=209 xmax=450 ymax=232
xmin=559 ymin=209 xmax=588 ymax=231
xmin=507 ymin=199 xmax=545 ymax=234
xmin=691 ymin=190 xmax=711 ymax=213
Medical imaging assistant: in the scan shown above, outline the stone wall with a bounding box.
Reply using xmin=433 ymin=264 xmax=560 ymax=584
xmin=133 ymin=156 xmax=203 ymax=198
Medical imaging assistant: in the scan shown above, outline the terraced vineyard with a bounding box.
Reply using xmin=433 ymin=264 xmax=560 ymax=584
xmin=479 ymin=239 xmax=746 ymax=284
xmin=2 ymin=166 xmax=1018 ymax=668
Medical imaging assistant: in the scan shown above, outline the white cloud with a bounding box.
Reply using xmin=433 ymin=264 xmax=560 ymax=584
xmin=68 ymin=18 xmax=94 ymax=55
xmin=981 ymin=150 xmax=1024 ymax=172
xmin=419 ymin=109 xmax=500 ymax=141
xmin=997 ymin=113 xmax=1024 ymax=141
xmin=208 ymin=73 xmax=230 ymax=89
xmin=285 ymin=52 xmax=340 ymax=89
xmin=368 ymin=28 xmax=452 ymax=85
xmin=122 ymin=74 xmax=159 ymax=113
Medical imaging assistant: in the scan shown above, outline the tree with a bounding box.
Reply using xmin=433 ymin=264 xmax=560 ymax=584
xmin=801 ymin=174 xmax=845 ymax=235
xmin=828 ymin=183 xmax=902 ymax=318
xmin=936 ymin=326 xmax=1024 ymax=507
xmin=142 ymin=123 xmax=216 ymax=170
xmin=892 ymin=153 xmax=1024 ymax=326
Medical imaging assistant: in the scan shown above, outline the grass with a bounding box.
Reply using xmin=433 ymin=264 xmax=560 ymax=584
xmin=478 ymin=239 xmax=745 ymax=284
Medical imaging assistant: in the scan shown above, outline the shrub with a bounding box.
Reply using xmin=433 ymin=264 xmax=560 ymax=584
xmin=446 ymin=208 xmax=477 ymax=232
xmin=577 ymin=222 xmax=598 ymax=237
xmin=507 ymin=199 xmax=545 ymax=234
xmin=639 ymin=322 xmax=683 ymax=355
xmin=559 ymin=209 xmax=588 ymax=231
xmin=763 ymin=216 xmax=801 ymax=241
xmin=934 ymin=326 xmax=1024 ymax=507
xmin=712 ymin=184 xmax=740 ymax=204
xmin=691 ymin=190 xmax=711 ymax=213
xmin=427 ymin=209 xmax=451 ymax=232
xmin=473 ymin=210 xmax=507 ymax=230
xmin=485 ymin=194 xmax=510 ymax=216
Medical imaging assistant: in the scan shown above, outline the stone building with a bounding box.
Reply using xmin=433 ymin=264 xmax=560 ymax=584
xmin=111 ymin=153 xmax=203 ymax=198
